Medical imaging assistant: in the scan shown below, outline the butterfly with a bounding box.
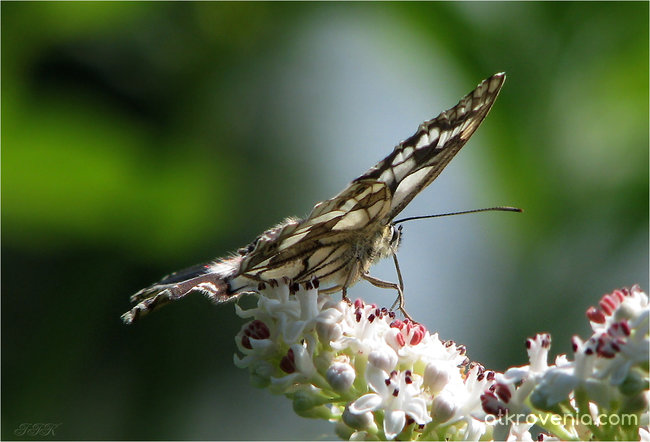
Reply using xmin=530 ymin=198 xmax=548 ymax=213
xmin=122 ymin=73 xmax=506 ymax=324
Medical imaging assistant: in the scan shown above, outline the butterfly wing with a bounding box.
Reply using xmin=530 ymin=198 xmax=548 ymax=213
xmin=123 ymin=181 xmax=391 ymax=323
xmin=359 ymin=73 xmax=506 ymax=221
xmin=237 ymin=73 xmax=506 ymax=287
xmin=122 ymin=258 xmax=242 ymax=324
xmin=237 ymin=180 xmax=391 ymax=286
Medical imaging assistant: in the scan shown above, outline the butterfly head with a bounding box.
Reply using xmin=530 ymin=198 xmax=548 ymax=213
xmin=361 ymin=223 xmax=403 ymax=274
xmin=374 ymin=223 xmax=402 ymax=260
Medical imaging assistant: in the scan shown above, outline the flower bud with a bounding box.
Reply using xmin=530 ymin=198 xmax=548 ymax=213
xmin=327 ymin=362 xmax=356 ymax=393
xmin=292 ymin=389 xmax=332 ymax=419
xmin=620 ymin=369 xmax=648 ymax=396
xmin=349 ymin=430 xmax=374 ymax=441
xmin=368 ymin=349 xmax=397 ymax=373
xmin=294 ymin=404 xmax=334 ymax=420
xmin=316 ymin=318 xmax=343 ymax=343
xmin=248 ymin=360 xmax=273 ymax=389
xmin=431 ymin=393 xmax=456 ymax=423
xmin=620 ymin=391 xmax=649 ymax=414
xmin=342 ymin=404 xmax=375 ymax=430
xmin=334 ymin=420 xmax=354 ymax=440
xmin=423 ymin=363 xmax=451 ymax=394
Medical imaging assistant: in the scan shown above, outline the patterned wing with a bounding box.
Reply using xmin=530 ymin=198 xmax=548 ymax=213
xmin=121 ymin=257 xmax=242 ymax=324
xmin=123 ymin=181 xmax=391 ymax=323
xmin=238 ymin=180 xmax=391 ymax=284
xmin=359 ymin=73 xmax=506 ymax=221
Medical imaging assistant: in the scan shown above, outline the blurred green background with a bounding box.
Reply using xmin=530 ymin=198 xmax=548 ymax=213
xmin=2 ymin=2 xmax=648 ymax=440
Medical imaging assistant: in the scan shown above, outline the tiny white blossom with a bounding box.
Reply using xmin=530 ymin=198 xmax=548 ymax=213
xmin=349 ymin=365 xmax=430 ymax=439
xmin=330 ymin=299 xmax=396 ymax=357
xmin=438 ymin=363 xmax=494 ymax=440
xmin=270 ymin=343 xmax=318 ymax=393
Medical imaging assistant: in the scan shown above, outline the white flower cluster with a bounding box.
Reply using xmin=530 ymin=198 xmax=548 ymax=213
xmin=233 ymin=282 xmax=649 ymax=441
xmin=482 ymin=285 xmax=649 ymax=441
xmin=234 ymin=279 xmax=498 ymax=440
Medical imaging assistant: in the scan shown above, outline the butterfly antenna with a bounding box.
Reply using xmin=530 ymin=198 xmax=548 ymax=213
xmin=394 ymin=206 xmax=522 ymax=224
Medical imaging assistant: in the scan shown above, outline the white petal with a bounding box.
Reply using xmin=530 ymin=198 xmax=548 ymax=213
xmin=249 ymin=338 xmax=274 ymax=353
xmin=502 ymin=366 xmax=531 ymax=383
xmin=282 ymin=320 xmax=306 ymax=343
xmin=296 ymin=287 xmax=319 ymax=319
xmin=464 ymin=418 xmax=489 ymax=441
xmin=403 ymin=397 xmax=431 ymax=425
xmin=531 ymin=369 xmax=577 ymax=408
xmin=384 ymin=409 xmax=405 ymax=439
xmin=269 ymin=372 xmax=301 ymax=393
xmin=234 ymin=303 xmax=257 ymax=318
xmin=366 ymin=365 xmax=390 ymax=395
xmin=291 ymin=344 xmax=315 ymax=376
xmin=349 ymin=393 xmax=383 ymax=414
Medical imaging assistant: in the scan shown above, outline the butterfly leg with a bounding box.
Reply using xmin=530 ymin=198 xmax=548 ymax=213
xmin=391 ymin=254 xmax=405 ymax=309
xmin=360 ymin=258 xmax=413 ymax=321
xmin=381 ymin=254 xmax=409 ymax=316
xmin=341 ymin=286 xmax=350 ymax=304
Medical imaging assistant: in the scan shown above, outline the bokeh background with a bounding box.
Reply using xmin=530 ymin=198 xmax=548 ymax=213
xmin=2 ymin=2 xmax=648 ymax=440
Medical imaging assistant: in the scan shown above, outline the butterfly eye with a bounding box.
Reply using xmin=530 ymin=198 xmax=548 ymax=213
xmin=389 ymin=225 xmax=402 ymax=246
